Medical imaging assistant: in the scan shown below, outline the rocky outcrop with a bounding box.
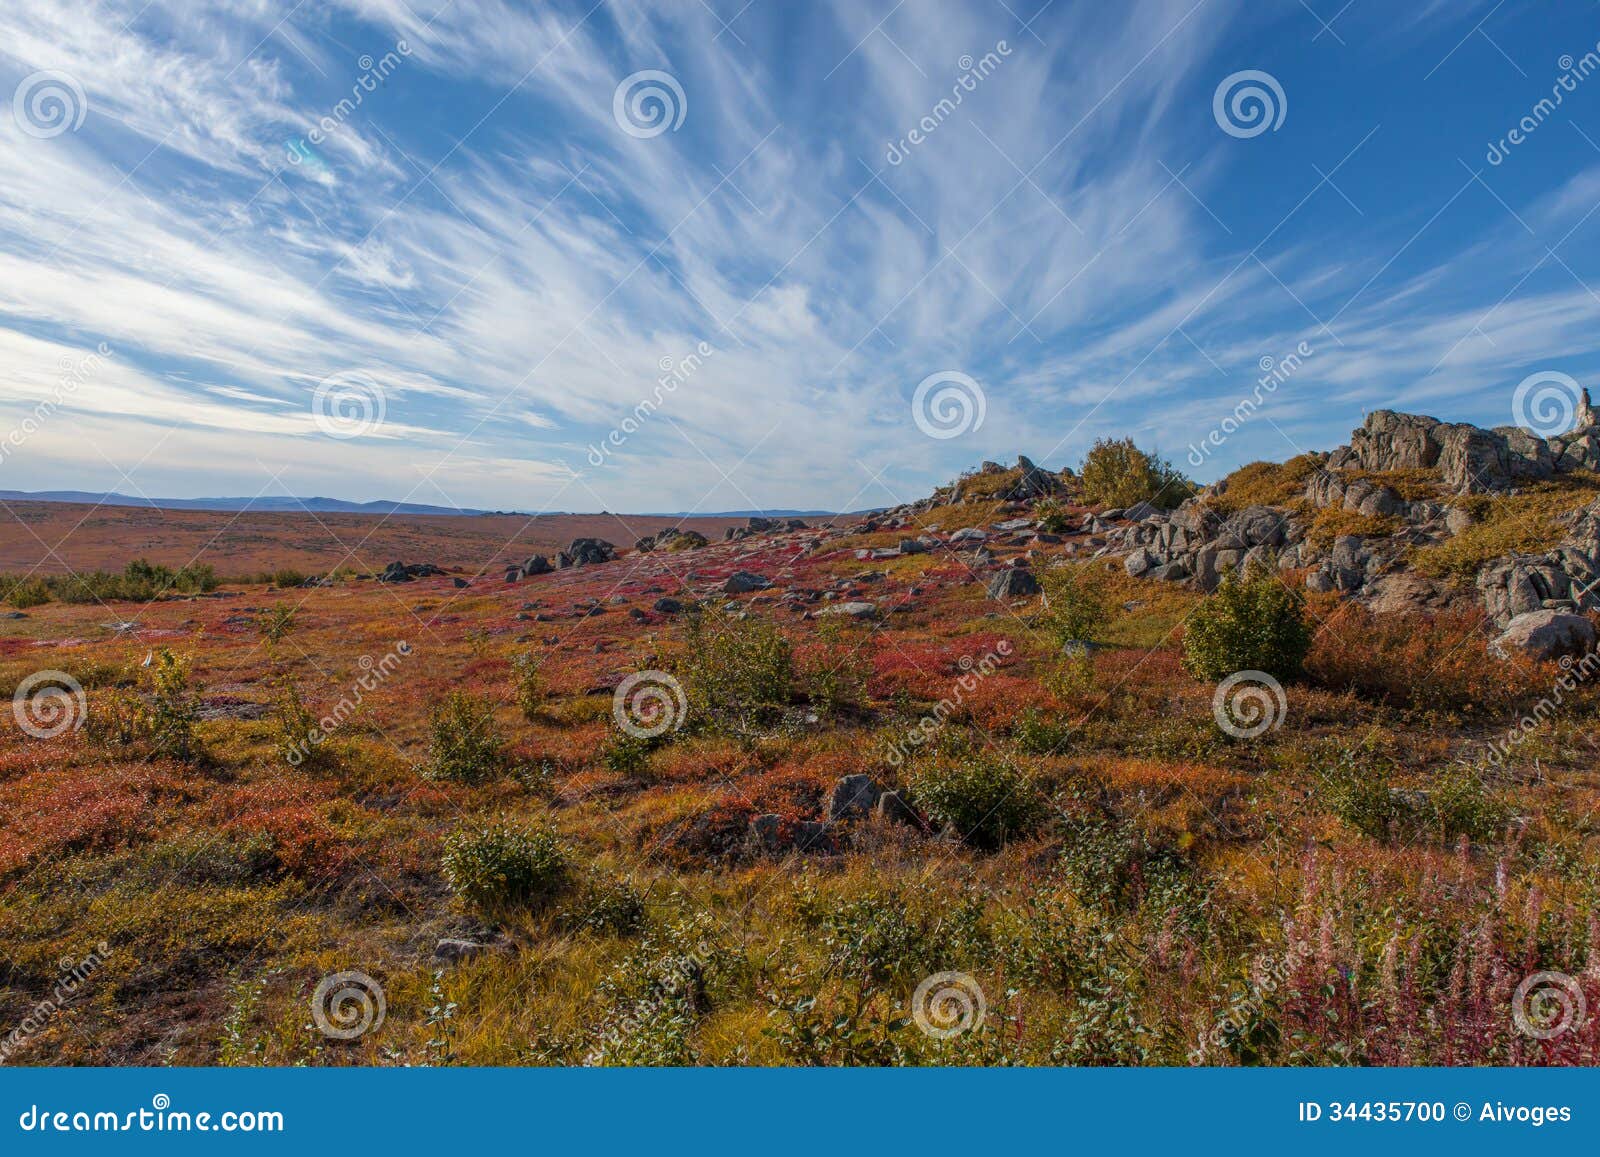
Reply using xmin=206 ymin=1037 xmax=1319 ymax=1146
xmin=1328 ymin=408 xmax=1579 ymax=493
xmin=377 ymin=561 xmax=444 ymax=583
xmin=636 ymin=528 xmax=709 ymax=553
xmin=556 ymin=538 xmax=616 ymax=568
xmin=1099 ymin=396 xmax=1600 ymax=625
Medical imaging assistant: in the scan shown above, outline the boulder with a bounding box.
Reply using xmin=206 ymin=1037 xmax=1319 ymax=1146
xmin=1492 ymin=609 xmax=1597 ymax=661
xmin=556 ymin=539 xmax=614 ymax=568
xmin=824 ymin=774 xmax=882 ymax=822
xmin=875 ymin=790 xmax=923 ymax=828
xmin=813 ymin=601 xmax=877 ymax=618
xmin=986 ymin=567 xmax=1040 ymax=600
xmin=433 ymin=938 xmax=509 ymax=966
xmin=724 ymin=571 xmax=773 ymax=594
xmin=1124 ymin=548 xmax=1155 ymax=577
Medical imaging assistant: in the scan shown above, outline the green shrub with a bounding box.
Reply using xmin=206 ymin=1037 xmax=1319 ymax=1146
xmin=601 ymin=731 xmax=655 ymax=775
xmin=0 ymin=560 xmax=217 ymax=604
xmin=147 ymin=648 xmax=200 ymax=760
xmin=512 ymin=652 xmax=547 ymax=721
xmin=1037 ymin=562 xmax=1111 ymax=647
xmin=442 ymin=820 xmax=568 ymax=910
xmin=1325 ymin=750 xmax=1508 ymax=844
xmin=803 ymin=619 xmax=871 ymax=717
xmin=425 ymin=691 xmax=505 ymax=784
xmin=2 ymin=577 xmax=50 ymax=608
xmin=1181 ymin=565 xmax=1310 ymax=681
xmin=1079 ymin=437 xmax=1194 ymax=510
xmin=680 ymin=610 xmax=795 ymax=731
xmin=259 ymin=606 xmax=297 ymax=644
xmin=1013 ymin=707 xmax=1072 ymax=755
xmin=909 ymin=753 xmax=1045 ymax=849
xmin=1033 ymin=500 xmax=1072 ymax=534
xmin=271 ymin=680 xmax=332 ymax=769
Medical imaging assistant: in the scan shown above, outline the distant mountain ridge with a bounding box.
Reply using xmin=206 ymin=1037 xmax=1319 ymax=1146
xmin=0 ymin=491 xmax=861 ymax=519
xmin=0 ymin=490 xmax=492 ymax=517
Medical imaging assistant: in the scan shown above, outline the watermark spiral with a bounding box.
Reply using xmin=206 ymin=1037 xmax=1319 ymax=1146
xmin=312 ymin=370 xmax=386 ymax=439
xmin=310 ymin=971 xmax=386 ymax=1040
xmin=1212 ymin=70 xmax=1286 ymax=139
xmin=912 ymin=371 xmax=986 ymax=440
xmin=911 ymin=971 xmax=986 ymax=1040
xmin=1511 ymin=370 xmax=1583 ymax=437
xmin=612 ymin=70 xmax=687 ymax=139
xmin=12 ymin=71 xmax=88 ymax=139
xmin=612 ymin=670 xmax=688 ymax=739
xmin=1512 ymin=971 xmax=1585 ymax=1040
xmin=1211 ymin=670 xmax=1287 ymax=739
xmin=12 ymin=670 xmax=86 ymax=739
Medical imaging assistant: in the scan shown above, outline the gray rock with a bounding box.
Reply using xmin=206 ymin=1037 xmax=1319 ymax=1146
xmin=825 ymin=774 xmax=882 ymax=821
xmin=950 ymin=527 xmax=988 ymax=544
xmin=1124 ymin=548 xmax=1155 ymax=577
xmin=556 ymin=539 xmax=615 ymax=568
xmin=434 ymin=938 xmax=502 ymax=965
xmin=813 ymin=601 xmax=877 ymax=618
xmin=724 ymin=571 xmax=773 ymax=594
xmin=986 ymin=567 xmax=1040 ymax=600
xmin=875 ymin=790 xmax=923 ymax=827
xmin=1492 ymin=610 xmax=1598 ymax=661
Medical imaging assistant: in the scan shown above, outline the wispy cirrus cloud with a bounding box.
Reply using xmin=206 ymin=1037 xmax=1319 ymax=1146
xmin=0 ymin=0 xmax=1596 ymax=510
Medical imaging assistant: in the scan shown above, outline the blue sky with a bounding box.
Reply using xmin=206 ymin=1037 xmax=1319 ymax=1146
xmin=2 ymin=0 xmax=1600 ymax=514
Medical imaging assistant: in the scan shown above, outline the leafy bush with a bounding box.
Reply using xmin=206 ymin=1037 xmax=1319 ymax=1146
xmin=425 ymin=691 xmax=506 ymax=784
xmin=601 ymin=731 xmax=655 ymax=775
xmin=1037 ymin=562 xmax=1111 ymax=648
xmin=442 ymin=820 xmax=568 ymax=910
xmin=1079 ymin=438 xmax=1193 ymax=510
xmin=909 ymin=753 xmax=1045 ymax=849
xmin=679 ymin=610 xmax=795 ymax=732
xmin=1181 ymin=566 xmax=1310 ymax=681
xmin=259 ymin=606 xmax=297 ymax=644
xmin=1012 ymin=707 xmax=1072 ymax=755
xmin=146 ymin=648 xmax=200 ymax=760
xmin=2 ymin=577 xmax=50 ymax=609
xmin=1033 ymin=500 xmax=1072 ymax=534
xmin=0 ymin=560 xmax=218 ymax=605
xmin=271 ymin=680 xmax=332 ymax=769
xmin=1325 ymin=750 xmax=1507 ymax=843
xmin=511 ymin=652 xmax=547 ymax=721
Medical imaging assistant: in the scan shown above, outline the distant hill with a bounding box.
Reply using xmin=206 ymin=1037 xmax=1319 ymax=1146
xmin=637 ymin=509 xmax=843 ymax=518
xmin=0 ymin=490 xmax=492 ymax=517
